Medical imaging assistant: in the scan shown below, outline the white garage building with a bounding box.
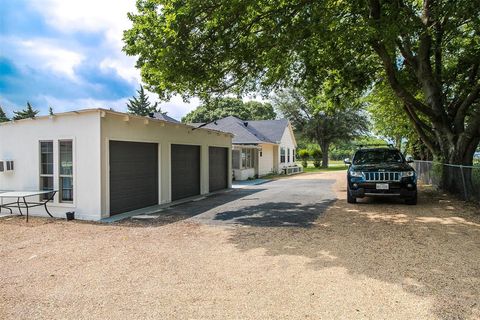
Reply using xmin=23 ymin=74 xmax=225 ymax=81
xmin=0 ymin=109 xmax=232 ymax=220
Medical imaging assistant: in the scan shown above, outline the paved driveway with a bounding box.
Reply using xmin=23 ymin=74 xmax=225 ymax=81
xmin=127 ymin=174 xmax=337 ymax=227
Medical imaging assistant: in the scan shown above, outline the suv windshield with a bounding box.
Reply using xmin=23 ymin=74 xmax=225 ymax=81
xmin=353 ymin=149 xmax=404 ymax=165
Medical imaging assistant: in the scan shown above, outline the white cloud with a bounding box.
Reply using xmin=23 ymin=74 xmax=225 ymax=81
xmin=19 ymin=39 xmax=84 ymax=80
xmin=156 ymin=96 xmax=200 ymax=121
xmin=37 ymin=95 xmax=130 ymax=114
xmin=15 ymin=0 xmax=199 ymax=119
xmin=35 ymin=94 xmax=199 ymax=121
xmin=100 ymin=56 xmax=140 ymax=83
xmin=30 ymin=0 xmax=135 ymax=37
xmin=30 ymin=0 xmax=139 ymax=82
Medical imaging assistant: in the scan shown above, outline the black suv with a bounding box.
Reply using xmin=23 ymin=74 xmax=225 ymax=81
xmin=345 ymin=147 xmax=417 ymax=205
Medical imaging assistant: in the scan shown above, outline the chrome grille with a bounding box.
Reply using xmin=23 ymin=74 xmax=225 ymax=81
xmin=363 ymin=171 xmax=400 ymax=182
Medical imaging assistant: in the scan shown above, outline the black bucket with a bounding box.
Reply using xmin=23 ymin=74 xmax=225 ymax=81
xmin=66 ymin=212 xmax=75 ymax=221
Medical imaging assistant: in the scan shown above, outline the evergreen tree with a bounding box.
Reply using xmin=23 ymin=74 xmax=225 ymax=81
xmin=13 ymin=102 xmax=39 ymax=120
xmin=0 ymin=106 xmax=9 ymax=122
xmin=126 ymin=85 xmax=159 ymax=116
xmin=49 ymin=107 xmax=54 ymax=115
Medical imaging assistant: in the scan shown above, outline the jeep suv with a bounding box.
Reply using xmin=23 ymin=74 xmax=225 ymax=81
xmin=345 ymin=147 xmax=417 ymax=205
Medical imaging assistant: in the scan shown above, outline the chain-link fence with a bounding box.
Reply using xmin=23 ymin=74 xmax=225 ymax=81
xmin=413 ymin=160 xmax=480 ymax=203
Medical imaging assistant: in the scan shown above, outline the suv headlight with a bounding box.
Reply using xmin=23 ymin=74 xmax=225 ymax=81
xmin=401 ymin=171 xmax=415 ymax=177
xmin=350 ymin=171 xmax=364 ymax=178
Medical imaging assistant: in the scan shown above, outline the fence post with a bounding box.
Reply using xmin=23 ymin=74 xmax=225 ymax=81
xmin=460 ymin=165 xmax=468 ymax=200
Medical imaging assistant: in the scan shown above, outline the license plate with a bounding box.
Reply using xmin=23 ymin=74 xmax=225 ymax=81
xmin=376 ymin=183 xmax=389 ymax=190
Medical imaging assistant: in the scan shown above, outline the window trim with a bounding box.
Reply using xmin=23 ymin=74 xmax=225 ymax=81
xmin=280 ymin=147 xmax=286 ymax=163
xmin=39 ymin=140 xmax=54 ymax=200
xmin=241 ymin=148 xmax=255 ymax=169
xmin=58 ymin=140 xmax=74 ymax=203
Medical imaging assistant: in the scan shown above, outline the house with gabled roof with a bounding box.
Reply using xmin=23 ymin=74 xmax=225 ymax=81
xmin=196 ymin=116 xmax=298 ymax=180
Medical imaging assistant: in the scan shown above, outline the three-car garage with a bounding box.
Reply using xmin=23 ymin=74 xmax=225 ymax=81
xmin=102 ymin=112 xmax=233 ymax=217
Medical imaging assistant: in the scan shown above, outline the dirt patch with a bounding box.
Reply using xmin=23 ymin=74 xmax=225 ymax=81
xmin=1 ymin=172 xmax=479 ymax=319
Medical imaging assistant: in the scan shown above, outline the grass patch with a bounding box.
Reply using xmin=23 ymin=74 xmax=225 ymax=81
xmin=295 ymin=161 xmax=348 ymax=173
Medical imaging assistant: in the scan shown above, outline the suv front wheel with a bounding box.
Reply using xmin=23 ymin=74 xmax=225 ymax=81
xmin=347 ymin=186 xmax=357 ymax=204
xmin=405 ymin=192 xmax=417 ymax=205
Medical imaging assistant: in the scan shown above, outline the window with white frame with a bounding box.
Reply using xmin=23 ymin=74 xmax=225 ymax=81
xmin=280 ymin=147 xmax=286 ymax=163
xmin=287 ymin=148 xmax=290 ymax=162
xmin=241 ymin=148 xmax=254 ymax=168
xmin=59 ymin=140 xmax=73 ymax=202
xmin=293 ymin=149 xmax=296 ymax=162
xmin=39 ymin=141 xmax=54 ymax=200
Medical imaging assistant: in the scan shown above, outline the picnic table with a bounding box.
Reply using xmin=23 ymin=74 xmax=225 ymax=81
xmin=0 ymin=190 xmax=57 ymax=222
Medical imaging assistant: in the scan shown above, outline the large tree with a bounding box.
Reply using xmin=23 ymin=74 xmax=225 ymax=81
xmin=124 ymin=1 xmax=480 ymax=188
xmin=127 ymin=85 xmax=160 ymax=116
xmin=273 ymin=89 xmax=368 ymax=168
xmin=182 ymin=97 xmax=276 ymax=123
xmin=0 ymin=106 xmax=9 ymax=122
xmin=13 ymin=102 xmax=39 ymax=120
xmin=366 ymin=80 xmax=415 ymax=149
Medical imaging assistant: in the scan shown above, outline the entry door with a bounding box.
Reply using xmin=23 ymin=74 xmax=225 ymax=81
xmin=171 ymin=144 xmax=200 ymax=201
xmin=109 ymin=141 xmax=158 ymax=215
xmin=209 ymin=147 xmax=228 ymax=192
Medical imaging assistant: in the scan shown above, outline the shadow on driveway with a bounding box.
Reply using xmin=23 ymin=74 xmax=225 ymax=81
xmin=118 ymin=188 xmax=266 ymax=227
xmin=214 ymin=200 xmax=335 ymax=227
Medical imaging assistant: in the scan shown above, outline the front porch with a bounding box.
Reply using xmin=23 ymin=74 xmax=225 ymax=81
xmin=232 ymin=145 xmax=261 ymax=180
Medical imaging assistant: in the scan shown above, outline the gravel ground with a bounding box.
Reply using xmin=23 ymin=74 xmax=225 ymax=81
xmin=1 ymin=171 xmax=479 ymax=320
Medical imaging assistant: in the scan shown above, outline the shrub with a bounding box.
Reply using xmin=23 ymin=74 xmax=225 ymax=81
xmin=310 ymin=149 xmax=322 ymax=168
xmin=297 ymin=149 xmax=310 ymax=168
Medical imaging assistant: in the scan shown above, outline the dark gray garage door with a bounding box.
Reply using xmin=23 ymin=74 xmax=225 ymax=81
xmin=171 ymin=144 xmax=200 ymax=201
xmin=209 ymin=147 xmax=228 ymax=192
xmin=109 ymin=141 xmax=158 ymax=215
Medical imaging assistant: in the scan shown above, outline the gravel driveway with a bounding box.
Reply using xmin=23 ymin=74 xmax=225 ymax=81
xmin=1 ymin=172 xmax=479 ymax=319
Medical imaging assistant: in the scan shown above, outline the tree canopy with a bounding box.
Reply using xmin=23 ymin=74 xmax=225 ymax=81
xmin=273 ymin=89 xmax=368 ymax=167
xmin=124 ymin=0 xmax=480 ymax=173
xmin=366 ymin=80 xmax=414 ymax=149
xmin=182 ymin=97 xmax=276 ymax=123
xmin=0 ymin=106 xmax=9 ymax=122
xmin=13 ymin=102 xmax=39 ymax=120
xmin=127 ymin=85 xmax=160 ymax=116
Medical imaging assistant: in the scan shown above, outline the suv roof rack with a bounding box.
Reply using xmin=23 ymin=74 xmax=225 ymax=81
xmin=354 ymin=143 xmax=395 ymax=149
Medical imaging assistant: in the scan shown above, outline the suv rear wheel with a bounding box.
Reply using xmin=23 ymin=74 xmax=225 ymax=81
xmin=347 ymin=186 xmax=357 ymax=204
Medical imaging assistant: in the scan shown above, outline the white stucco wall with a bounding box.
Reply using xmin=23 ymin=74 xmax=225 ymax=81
xmin=258 ymin=144 xmax=274 ymax=176
xmin=0 ymin=112 xmax=102 ymax=220
xmin=100 ymin=112 xmax=232 ymax=217
xmin=278 ymin=124 xmax=297 ymax=169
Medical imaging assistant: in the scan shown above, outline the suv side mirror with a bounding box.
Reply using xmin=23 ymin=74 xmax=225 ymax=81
xmin=344 ymin=158 xmax=351 ymax=165
xmin=406 ymin=156 xmax=414 ymax=163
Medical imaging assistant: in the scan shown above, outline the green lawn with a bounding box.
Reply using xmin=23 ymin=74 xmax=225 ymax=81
xmin=296 ymin=160 xmax=348 ymax=173
xmin=261 ymin=161 xmax=347 ymax=179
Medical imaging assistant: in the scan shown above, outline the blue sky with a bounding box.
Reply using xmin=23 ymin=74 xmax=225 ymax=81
xmin=0 ymin=0 xmax=198 ymax=119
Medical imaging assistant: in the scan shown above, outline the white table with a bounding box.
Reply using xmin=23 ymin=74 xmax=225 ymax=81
xmin=0 ymin=190 xmax=57 ymax=222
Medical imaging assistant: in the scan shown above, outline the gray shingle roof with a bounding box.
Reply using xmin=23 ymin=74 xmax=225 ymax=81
xmin=198 ymin=116 xmax=288 ymax=144
xmin=152 ymin=112 xmax=180 ymax=123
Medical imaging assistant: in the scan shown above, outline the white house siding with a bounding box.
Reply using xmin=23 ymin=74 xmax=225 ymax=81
xmin=0 ymin=112 xmax=102 ymax=220
xmin=278 ymin=124 xmax=297 ymax=169
xmin=258 ymin=144 xmax=274 ymax=176
xmin=100 ymin=112 xmax=232 ymax=218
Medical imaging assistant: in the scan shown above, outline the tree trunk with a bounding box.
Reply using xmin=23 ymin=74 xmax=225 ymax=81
xmin=395 ymin=135 xmax=402 ymax=150
xmin=319 ymin=141 xmax=330 ymax=168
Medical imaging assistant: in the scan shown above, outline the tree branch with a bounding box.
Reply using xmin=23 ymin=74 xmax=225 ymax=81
xmin=454 ymin=82 xmax=480 ymax=133
xmin=370 ymin=40 xmax=436 ymax=118
xmin=402 ymin=103 xmax=437 ymax=153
